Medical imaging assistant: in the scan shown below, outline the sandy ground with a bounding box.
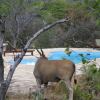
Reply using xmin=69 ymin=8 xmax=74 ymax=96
xmin=3 ymin=48 xmax=100 ymax=95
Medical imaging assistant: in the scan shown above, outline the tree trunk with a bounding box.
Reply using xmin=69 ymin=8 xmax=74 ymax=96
xmin=13 ymin=37 xmax=17 ymax=48
xmin=0 ymin=53 xmax=4 ymax=83
xmin=0 ymin=76 xmax=6 ymax=100
xmin=0 ymin=16 xmax=5 ymax=81
xmin=0 ymin=16 xmax=5 ymax=100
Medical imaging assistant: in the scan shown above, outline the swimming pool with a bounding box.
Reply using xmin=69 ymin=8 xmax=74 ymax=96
xmin=9 ymin=56 xmax=37 ymax=65
xmin=9 ymin=51 xmax=100 ymax=64
xmin=48 ymin=51 xmax=100 ymax=64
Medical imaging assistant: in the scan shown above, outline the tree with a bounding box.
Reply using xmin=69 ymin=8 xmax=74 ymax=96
xmin=0 ymin=1 xmax=11 ymax=95
xmin=83 ymin=0 xmax=100 ymax=26
xmin=5 ymin=0 xmax=41 ymax=48
xmin=31 ymin=0 xmax=99 ymax=48
xmin=0 ymin=18 xmax=69 ymax=100
xmin=0 ymin=15 xmax=5 ymax=100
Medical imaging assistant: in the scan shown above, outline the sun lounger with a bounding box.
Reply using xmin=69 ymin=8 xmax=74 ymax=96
xmin=3 ymin=49 xmax=34 ymax=56
xmin=3 ymin=41 xmax=35 ymax=56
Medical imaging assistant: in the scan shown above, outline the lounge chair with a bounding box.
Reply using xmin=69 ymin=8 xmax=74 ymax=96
xmin=3 ymin=49 xmax=34 ymax=56
xmin=3 ymin=41 xmax=34 ymax=56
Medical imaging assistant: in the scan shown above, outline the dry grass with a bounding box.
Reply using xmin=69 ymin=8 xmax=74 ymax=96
xmin=43 ymin=82 xmax=68 ymax=100
xmin=6 ymin=77 xmax=83 ymax=100
xmin=6 ymin=81 xmax=69 ymax=100
xmin=6 ymin=92 xmax=33 ymax=100
xmin=6 ymin=74 xmax=100 ymax=100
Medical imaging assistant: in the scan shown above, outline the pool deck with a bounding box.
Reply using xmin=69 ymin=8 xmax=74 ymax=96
xmin=4 ymin=48 xmax=100 ymax=96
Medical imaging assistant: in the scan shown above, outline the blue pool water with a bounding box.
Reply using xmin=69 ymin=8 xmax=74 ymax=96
xmin=9 ymin=56 xmax=37 ymax=65
xmin=48 ymin=51 xmax=100 ymax=64
xmin=20 ymin=57 xmax=37 ymax=65
xmin=9 ymin=51 xmax=100 ymax=64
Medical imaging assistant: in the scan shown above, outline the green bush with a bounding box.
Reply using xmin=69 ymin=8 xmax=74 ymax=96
xmin=32 ymin=92 xmax=44 ymax=100
xmin=74 ymin=85 xmax=92 ymax=100
xmin=80 ymin=58 xmax=100 ymax=99
xmin=83 ymin=63 xmax=100 ymax=95
xmin=73 ymin=54 xmax=100 ymax=100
